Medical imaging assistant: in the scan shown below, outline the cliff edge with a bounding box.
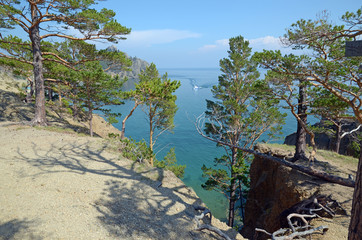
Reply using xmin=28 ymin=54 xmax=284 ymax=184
xmin=0 ymin=68 xmax=244 ymax=239
xmin=241 ymin=144 xmax=357 ymax=240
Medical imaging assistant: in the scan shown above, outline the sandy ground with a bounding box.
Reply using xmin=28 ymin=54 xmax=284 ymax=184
xmin=0 ymin=72 xmax=243 ymax=239
xmin=0 ymin=122 xmax=243 ymax=240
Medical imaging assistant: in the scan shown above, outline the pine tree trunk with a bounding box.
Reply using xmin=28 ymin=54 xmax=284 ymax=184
xmin=121 ymin=102 xmax=139 ymax=139
xmin=348 ymin=144 xmax=362 ymax=239
xmin=30 ymin=4 xmax=47 ymax=126
xmin=294 ymin=80 xmax=307 ymax=161
xmin=89 ymin=111 xmax=93 ymax=137
xmin=227 ymin=148 xmax=238 ymax=227
xmin=48 ymin=87 xmax=53 ymax=101
xmin=26 ymin=80 xmax=34 ymax=103
xmin=149 ymin=108 xmax=154 ymax=166
xmin=335 ymin=123 xmax=342 ymax=153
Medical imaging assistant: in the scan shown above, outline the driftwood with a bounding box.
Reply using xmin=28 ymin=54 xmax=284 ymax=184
xmin=193 ymin=206 xmax=232 ymax=240
xmin=255 ymin=194 xmax=343 ymax=239
xmin=256 ymin=225 xmax=328 ymax=240
xmin=279 ymin=194 xmax=342 ymax=229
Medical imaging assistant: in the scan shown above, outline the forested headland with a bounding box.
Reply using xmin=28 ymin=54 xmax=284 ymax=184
xmin=0 ymin=1 xmax=361 ymax=239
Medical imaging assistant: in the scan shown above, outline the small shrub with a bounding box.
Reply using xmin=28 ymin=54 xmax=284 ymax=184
xmin=120 ymin=137 xmax=154 ymax=163
xmin=154 ymin=148 xmax=186 ymax=178
xmin=108 ymin=133 xmax=120 ymax=139
xmin=348 ymin=141 xmax=361 ymax=158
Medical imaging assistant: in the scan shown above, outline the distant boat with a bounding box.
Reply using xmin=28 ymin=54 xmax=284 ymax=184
xmin=193 ymin=85 xmax=199 ymax=90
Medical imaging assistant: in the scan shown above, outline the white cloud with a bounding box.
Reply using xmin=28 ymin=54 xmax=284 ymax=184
xmin=248 ymin=36 xmax=282 ymax=50
xmin=197 ymin=36 xmax=290 ymax=54
xmin=198 ymin=38 xmax=228 ymax=52
xmin=122 ymin=29 xmax=201 ymax=47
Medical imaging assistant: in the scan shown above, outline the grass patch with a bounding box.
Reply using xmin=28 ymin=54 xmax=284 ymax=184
xmin=265 ymin=143 xmax=296 ymax=153
xmin=317 ymin=149 xmax=358 ymax=166
xmin=34 ymin=125 xmax=88 ymax=137
xmin=264 ymin=143 xmax=358 ymax=170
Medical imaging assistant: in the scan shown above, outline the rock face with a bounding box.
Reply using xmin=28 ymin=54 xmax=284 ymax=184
xmin=284 ymin=120 xmax=360 ymax=157
xmin=105 ymin=45 xmax=149 ymax=83
xmin=241 ymin=144 xmax=354 ymax=240
xmin=241 ymin=146 xmax=307 ymax=239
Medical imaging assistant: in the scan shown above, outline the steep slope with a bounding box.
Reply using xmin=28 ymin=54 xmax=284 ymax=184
xmin=241 ymin=144 xmax=357 ymax=240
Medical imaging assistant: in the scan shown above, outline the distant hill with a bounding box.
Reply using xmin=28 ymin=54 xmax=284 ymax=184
xmin=105 ymin=45 xmax=149 ymax=85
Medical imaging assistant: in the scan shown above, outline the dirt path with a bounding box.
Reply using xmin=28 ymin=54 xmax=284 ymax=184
xmin=0 ymin=122 xmax=242 ymax=240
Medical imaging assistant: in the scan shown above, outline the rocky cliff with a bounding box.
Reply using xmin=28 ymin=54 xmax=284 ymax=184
xmin=284 ymin=120 xmax=360 ymax=157
xmin=105 ymin=45 xmax=149 ymax=84
xmin=241 ymin=144 xmax=356 ymax=240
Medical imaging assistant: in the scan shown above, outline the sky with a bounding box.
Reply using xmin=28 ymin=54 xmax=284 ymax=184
xmin=89 ymin=0 xmax=360 ymax=68
xmin=5 ymin=0 xmax=360 ymax=68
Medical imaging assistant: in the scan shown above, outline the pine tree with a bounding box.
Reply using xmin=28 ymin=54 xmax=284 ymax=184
xmin=0 ymin=0 xmax=130 ymax=125
xmin=198 ymin=36 xmax=285 ymax=227
xmin=133 ymin=63 xmax=180 ymax=166
xmin=255 ymin=8 xmax=362 ymax=239
xmin=75 ymin=61 xmax=125 ymax=137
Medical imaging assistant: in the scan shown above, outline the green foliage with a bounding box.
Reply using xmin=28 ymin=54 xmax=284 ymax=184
xmin=0 ymin=0 xmax=131 ymax=124
xmin=348 ymin=139 xmax=361 ymax=158
xmin=154 ymin=148 xmax=186 ymax=178
xmin=201 ymin=36 xmax=285 ymax=227
xmin=279 ymin=8 xmax=362 ymax=122
xmin=201 ymin=151 xmax=251 ymax=194
xmin=120 ymin=138 xmax=154 ymax=163
xmin=108 ymin=133 xmax=120 ymax=139
xmin=74 ymin=61 xmax=124 ymax=133
xmin=136 ymin=63 xmax=181 ymax=134
xmin=128 ymin=63 xmax=180 ymax=165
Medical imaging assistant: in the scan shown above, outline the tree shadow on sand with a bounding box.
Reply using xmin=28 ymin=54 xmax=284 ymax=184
xmin=14 ymin=140 xmax=239 ymax=239
xmin=0 ymin=89 xmax=92 ymax=136
xmin=0 ymin=219 xmax=41 ymax=240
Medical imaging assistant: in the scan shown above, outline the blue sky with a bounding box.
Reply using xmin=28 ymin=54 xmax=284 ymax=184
xmin=92 ymin=0 xmax=360 ymax=68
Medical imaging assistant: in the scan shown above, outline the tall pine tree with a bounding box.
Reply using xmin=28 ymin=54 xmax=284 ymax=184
xmin=0 ymin=0 xmax=130 ymax=125
xmin=198 ymin=36 xmax=285 ymax=227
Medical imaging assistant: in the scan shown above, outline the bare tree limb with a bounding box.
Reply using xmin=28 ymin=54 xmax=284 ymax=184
xmin=256 ymin=225 xmax=328 ymax=240
xmin=341 ymin=124 xmax=362 ymax=138
xmin=196 ymin=115 xmax=355 ymax=188
xmin=193 ymin=206 xmax=232 ymax=240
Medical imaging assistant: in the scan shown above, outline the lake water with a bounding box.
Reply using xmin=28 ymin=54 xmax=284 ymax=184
xmin=111 ymin=68 xmax=297 ymax=221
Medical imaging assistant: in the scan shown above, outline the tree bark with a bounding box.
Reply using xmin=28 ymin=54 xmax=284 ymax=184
xmin=89 ymin=111 xmax=93 ymax=137
xmin=30 ymin=4 xmax=47 ymax=125
xmin=48 ymin=86 xmax=53 ymax=101
xmin=149 ymin=108 xmax=154 ymax=166
xmin=348 ymin=144 xmax=362 ymax=239
xmin=121 ymin=102 xmax=139 ymax=139
xmin=294 ymin=80 xmax=307 ymax=161
xmin=26 ymin=79 xmax=34 ymax=103
xmin=227 ymin=147 xmax=238 ymax=227
xmin=334 ymin=122 xmax=342 ymax=153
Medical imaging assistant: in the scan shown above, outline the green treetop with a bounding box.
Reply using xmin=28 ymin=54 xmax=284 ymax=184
xmin=0 ymin=0 xmax=130 ymax=125
xmin=197 ymin=36 xmax=286 ymax=227
xmin=132 ymin=63 xmax=180 ymax=166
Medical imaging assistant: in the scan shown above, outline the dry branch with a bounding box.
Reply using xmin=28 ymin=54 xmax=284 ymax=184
xmin=193 ymin=206 xmax=232 ymax=240
xmin=256 ymin=225 xmax=329 ymax=240
xmin=196 ymin=116 xmax=355 ymax=188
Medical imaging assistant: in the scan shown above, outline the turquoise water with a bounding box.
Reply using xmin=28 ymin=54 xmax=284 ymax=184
xmin=111 ymin=68 xmax=297 ymax=221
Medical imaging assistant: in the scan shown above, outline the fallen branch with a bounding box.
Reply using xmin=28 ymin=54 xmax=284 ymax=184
xmin=256 ymin=225 xmax=328 ymax=240
xmin=242 ymin=147 xmax=355 ymax=188
xmin=194 ymin=206 xmax=232 ymax=240
xmin=196 ymin=118 xmax=355 ymax=188
xmin=287 ymin=213 xmax=316 ymax=232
